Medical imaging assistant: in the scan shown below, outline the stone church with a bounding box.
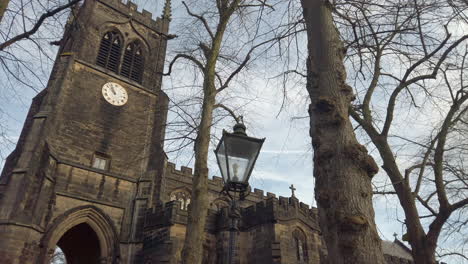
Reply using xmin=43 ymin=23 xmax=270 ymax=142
xmin=0 ymin=0 xmax=415 ymax=263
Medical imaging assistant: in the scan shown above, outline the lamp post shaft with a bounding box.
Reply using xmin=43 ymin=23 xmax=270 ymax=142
xmin=228 ymin=199 xmax=240 ymax=264
xmin=228 ymin=226 xmax=237 ymax=264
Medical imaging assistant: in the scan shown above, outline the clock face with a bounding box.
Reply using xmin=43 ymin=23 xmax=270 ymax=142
xmin=102 ymin=82 xmax=128 ymax=106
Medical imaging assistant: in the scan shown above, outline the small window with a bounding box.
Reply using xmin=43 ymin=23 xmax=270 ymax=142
xmin=92 ymin=154 xmax=110 ymax=170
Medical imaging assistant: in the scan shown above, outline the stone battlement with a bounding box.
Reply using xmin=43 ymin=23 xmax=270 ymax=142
xmin=146 ymin=196 xmax=319 ymax=233
xmin=98 ymin=0 xmax=170 ymax=31
xmin=145 ymin=200 xmax=219 ymax=232
xmin=145 ymin=200 xmax=188 ymax=228
xmin=166 ymin=162 xmax=312 ymax=204
xmin=166 ymin=162 xmax=193 ymax=177
xmin=239 ymin=197 xmax=318 ymax=230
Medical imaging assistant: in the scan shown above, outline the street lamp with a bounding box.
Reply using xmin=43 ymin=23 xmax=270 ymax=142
xmin=214 ymin=122 xmax=265 ymax=264
xmin=215 ymin=122 xmax=265 ymax=197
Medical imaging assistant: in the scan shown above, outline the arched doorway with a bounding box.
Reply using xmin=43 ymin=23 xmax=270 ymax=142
xmin=39 ymin=206 xmax=120 ymax=264
xmin=53 ymin=223 xmax=101 ymax=264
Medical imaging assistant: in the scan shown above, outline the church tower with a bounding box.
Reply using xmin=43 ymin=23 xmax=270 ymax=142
xmin=0 ymin=0 xmax=171 ymax=263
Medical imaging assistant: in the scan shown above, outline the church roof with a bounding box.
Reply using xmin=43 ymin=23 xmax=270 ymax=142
xmin=382 ymin=239 xmax=413 ymax=260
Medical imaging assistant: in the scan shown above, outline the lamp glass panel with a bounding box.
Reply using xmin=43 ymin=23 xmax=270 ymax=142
xmin=224 ymin=135 xmax=262 ymax=184
xmin=215 ymin=139 xmax=229 ymax=182
xmin=227 ymin=156 xmax=249 ymax=183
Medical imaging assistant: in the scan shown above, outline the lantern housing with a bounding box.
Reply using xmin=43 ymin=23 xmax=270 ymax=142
xmin=214 ymin=123 xmax=265 ymax=194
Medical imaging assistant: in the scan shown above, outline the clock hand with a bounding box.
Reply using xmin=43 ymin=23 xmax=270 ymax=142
xmin=110 ymin=86 xmax=116 ymax=95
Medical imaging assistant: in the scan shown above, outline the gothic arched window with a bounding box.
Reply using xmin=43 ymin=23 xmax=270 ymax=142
xmin=293 ymin=228 xmax=308 ymax=263
xmin=96 ymin=31 xmax=123 ymax=73
xmin=120 ymin=41 xmax=144 ymax=83
xmin=170 ymin=189 xmax=191 ymax=210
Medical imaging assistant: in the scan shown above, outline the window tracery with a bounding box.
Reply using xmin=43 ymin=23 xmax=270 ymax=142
xmin=170 ymin=190 xmax=191 ymax=210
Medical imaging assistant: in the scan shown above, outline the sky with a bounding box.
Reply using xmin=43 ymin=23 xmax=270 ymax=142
xmin=0 ymin=0 xmax=466 ymax=263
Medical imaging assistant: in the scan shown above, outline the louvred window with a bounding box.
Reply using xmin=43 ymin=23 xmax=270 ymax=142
xmin=121 ymin=41 xmax=144 ymax=83
xmin=96 ymin=31 xmax=122 ymax=74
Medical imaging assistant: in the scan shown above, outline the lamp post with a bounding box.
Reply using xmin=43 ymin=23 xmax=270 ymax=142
xmin=214 ymin=122 xmax=265 ymax=264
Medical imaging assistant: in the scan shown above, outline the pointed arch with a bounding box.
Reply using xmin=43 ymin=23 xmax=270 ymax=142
xmin=121 ymin=40 xmax=145 ymax=83
xmin=169 ymin=187 xmax=191 ymax=210
xmin=293 ymin=227 xmax=308 ymax=263
xmin=96 ymin=31 xmax=123 ymax=73
xmin=210 ymin=197 xmax=230 ymax=211
xmin=38 ymin=205 xmax=120 ymax=264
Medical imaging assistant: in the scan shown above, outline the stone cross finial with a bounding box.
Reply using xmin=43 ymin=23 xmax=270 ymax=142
xmin=289 ymin=184 xmax=296 ymax=197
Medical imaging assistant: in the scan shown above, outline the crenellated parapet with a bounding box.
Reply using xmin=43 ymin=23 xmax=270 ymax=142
xmin=166 ymin=162 xmax=194 ymax=178
xmin=145 ymin=197 xmax=319 ymax=234
xmin=144 ymin=200 xmax=219 ymax=232
xmin=165 ymin=162 xmax=302 ymax=203
xmin=165 ymin=162 xmax=318 ymax=218
xmin=275 ymin=196 xmax=319 ymax=230
xmin=163 ymin=162 xmax=320 ymax=232
xmin=98 ymin=0 xmax=170 ymax=32
xmin=218 ymin=197 xmax=320 ymax=231
xmin=145 ymin=200 xmax=188 ymax=228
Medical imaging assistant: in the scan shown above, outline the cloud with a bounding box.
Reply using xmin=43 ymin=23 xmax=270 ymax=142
xmin=261 ymin=149 xmax=310 ymax=155
xmin=252 ymin=169 xmax=290 ymax=183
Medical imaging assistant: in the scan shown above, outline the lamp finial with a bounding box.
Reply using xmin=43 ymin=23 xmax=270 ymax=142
xmin=233 ymin=123 xmax=246 ymax=136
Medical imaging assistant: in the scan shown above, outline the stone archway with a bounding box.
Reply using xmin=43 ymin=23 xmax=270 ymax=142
xmin=56 ymin=223 xmax=101 ymax=263
xmin=39 ymin=206 xmax=120 ymax=264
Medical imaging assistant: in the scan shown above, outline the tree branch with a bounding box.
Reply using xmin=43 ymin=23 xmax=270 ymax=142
xmin=214 ymin=103 xmax=240 ymax=123
xmin=182 ymin=1 xmax=214 ymax=41
xmin=160 ymin=54 xmax=205 ymax=76
xmin=0 ymin=0 xmax=81 ymax=51
xmin=381 ymin=33 xmax=468 ymax=136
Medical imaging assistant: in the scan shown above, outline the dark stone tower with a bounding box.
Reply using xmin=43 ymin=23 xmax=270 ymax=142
xmin=0 ymin=0 xmax=171 ymax=263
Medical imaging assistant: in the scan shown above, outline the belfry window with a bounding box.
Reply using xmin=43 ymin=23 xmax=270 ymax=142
xmin=121 ymin=41 xmax=144 ymax=83
xmin=96 ymin=31 xmax=122 ymax=73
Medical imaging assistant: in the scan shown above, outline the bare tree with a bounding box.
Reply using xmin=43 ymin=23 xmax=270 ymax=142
xmin=277 ymin=0 xmax=467 ymax=262
xmin=328 ymin=0 xmax=468 ymax=262
xmin=161 ymin=0 xmax=285 ymax=263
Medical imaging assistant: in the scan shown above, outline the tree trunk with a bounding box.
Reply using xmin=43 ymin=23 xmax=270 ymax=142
xmin=180 ymin=4 xmax=235 ymax=262
xmin=301 ymin=1 xmax=386 ymax=263
xmin=412 ymin=240 xmax=437 ymax=264
xmin=181 ymin=92 xmax=215 ymax=264
xmin=0 ymin=0 xmax=9 ymax=23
